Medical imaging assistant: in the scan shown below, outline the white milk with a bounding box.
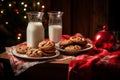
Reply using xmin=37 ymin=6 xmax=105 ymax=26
xmin=49 ymin=25 xmax=62 ymax=43
xmin=27 ymin=22 xmax=44 ymax=48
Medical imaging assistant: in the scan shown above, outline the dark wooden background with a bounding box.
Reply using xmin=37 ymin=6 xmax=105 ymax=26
xmin=48 ymin=0 xmax=108 ymax=40
xmin=35 ymin=0 xmax=120 ymax=40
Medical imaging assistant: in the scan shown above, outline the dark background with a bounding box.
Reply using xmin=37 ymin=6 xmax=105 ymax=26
xmin=109 ymin=0 xmax=120 ymax=31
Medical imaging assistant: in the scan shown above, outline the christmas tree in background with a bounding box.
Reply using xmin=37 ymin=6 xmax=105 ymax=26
xmin=0 ymin=0 xmax=48 ymax=52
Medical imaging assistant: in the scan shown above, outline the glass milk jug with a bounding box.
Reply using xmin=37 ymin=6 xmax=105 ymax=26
xmin=48 ymin=11 xmax=63 ymax=43
xmin=26 ymin=12 xmax=44 ymax=48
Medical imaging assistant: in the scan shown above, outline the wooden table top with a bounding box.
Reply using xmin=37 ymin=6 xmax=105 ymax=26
xmin=0 ymin=51 xmax=72 ymax=65
xmin=0 ymin=51 xmax=71 ymax=80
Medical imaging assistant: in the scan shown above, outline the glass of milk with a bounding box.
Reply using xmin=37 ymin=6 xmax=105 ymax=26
xmin=26 ymin=12 xmax=44 ymax=48
xmin=48 ymin=11 xmax=64 ymax=43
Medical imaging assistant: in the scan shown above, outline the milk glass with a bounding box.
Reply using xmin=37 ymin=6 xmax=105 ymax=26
xmin=48 ymin=11 xmax=63 ymax=43
xmin=26 ymin=12 xmax=44 ymax=48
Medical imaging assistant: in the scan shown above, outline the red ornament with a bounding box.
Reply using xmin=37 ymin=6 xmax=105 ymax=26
xmin=94 ymin=25 xmax=116 ymax=50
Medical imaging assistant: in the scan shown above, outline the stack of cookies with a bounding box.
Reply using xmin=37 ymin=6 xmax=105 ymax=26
xmin=16 ymin=40 xmax=56 ymax=57
xmin=38 ymin=40 xmax=56 ymax=56
xmin=59 ymin=36 xmax=88 ymax=51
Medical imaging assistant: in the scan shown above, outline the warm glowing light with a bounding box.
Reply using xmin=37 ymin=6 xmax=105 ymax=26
xmin=21 ymin=2 xmax=24 ymax=5
xmin=17 ymin=33 xmax=22 ymax=40
xmin=5 ymin=21 xmax=8 ymax=24
xmin=41 ymin=5 xmax=45 ymax=8
xmin=1 ymin=10 xmax=4 ymax=14
xmin=17 ymin=36 xmax=21 ymax=40
xmin=23 ymin=8 xmax=26 ymax=11
xmin=24 ymin=4 xmax=27 ymax=7
xmin=24 ymin=16 xmax=27 ymax=19
xmin=9 ymin=3 xmax=12 ymax=7
xmin=37 ymin=2 xmax=40 ymax=5
xmin=18 ymin=33 xmax=22 ymax=37
xmin=96 ymin=35 xmax=101 ymax=40
xmin=16 ymin=11 xmax=19 ymax=14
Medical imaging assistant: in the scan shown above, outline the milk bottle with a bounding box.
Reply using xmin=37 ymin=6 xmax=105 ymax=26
xmin=48 ymin=11 xmax=63 ymax=43
xmin=26 ymin=12 xmax=44 ymax=48
xmin=49 ymin=25 xmax=62 ymax=43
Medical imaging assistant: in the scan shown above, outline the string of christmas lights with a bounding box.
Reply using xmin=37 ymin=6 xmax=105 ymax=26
xmin=0 ymin=0 xmax=45 ymax=25
xmin=0 ymin=0 xmax=46 ymax=52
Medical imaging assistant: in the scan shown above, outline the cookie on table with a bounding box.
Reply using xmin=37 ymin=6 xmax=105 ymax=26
xmin=38 ymin=40 xmax=55 ymax=51
xmin=42 ymin=48 xmax=56 ymax=56
xmin=69 ymin=36 xmax=87 ymax=45
xmin=16 ymin=45 xmax=30 ymax=54
xmin=64 ymin=45 xmax=82 ymax=51
xmin=42 ymin=47 xmax=56 ymax=54
xmin=42 ymin=52 xmax=56 ymax=57
xmin=26 ymin=48 xmax=43 ymax=57
xmin=59 ymin=39 xmax=73 ymax=47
